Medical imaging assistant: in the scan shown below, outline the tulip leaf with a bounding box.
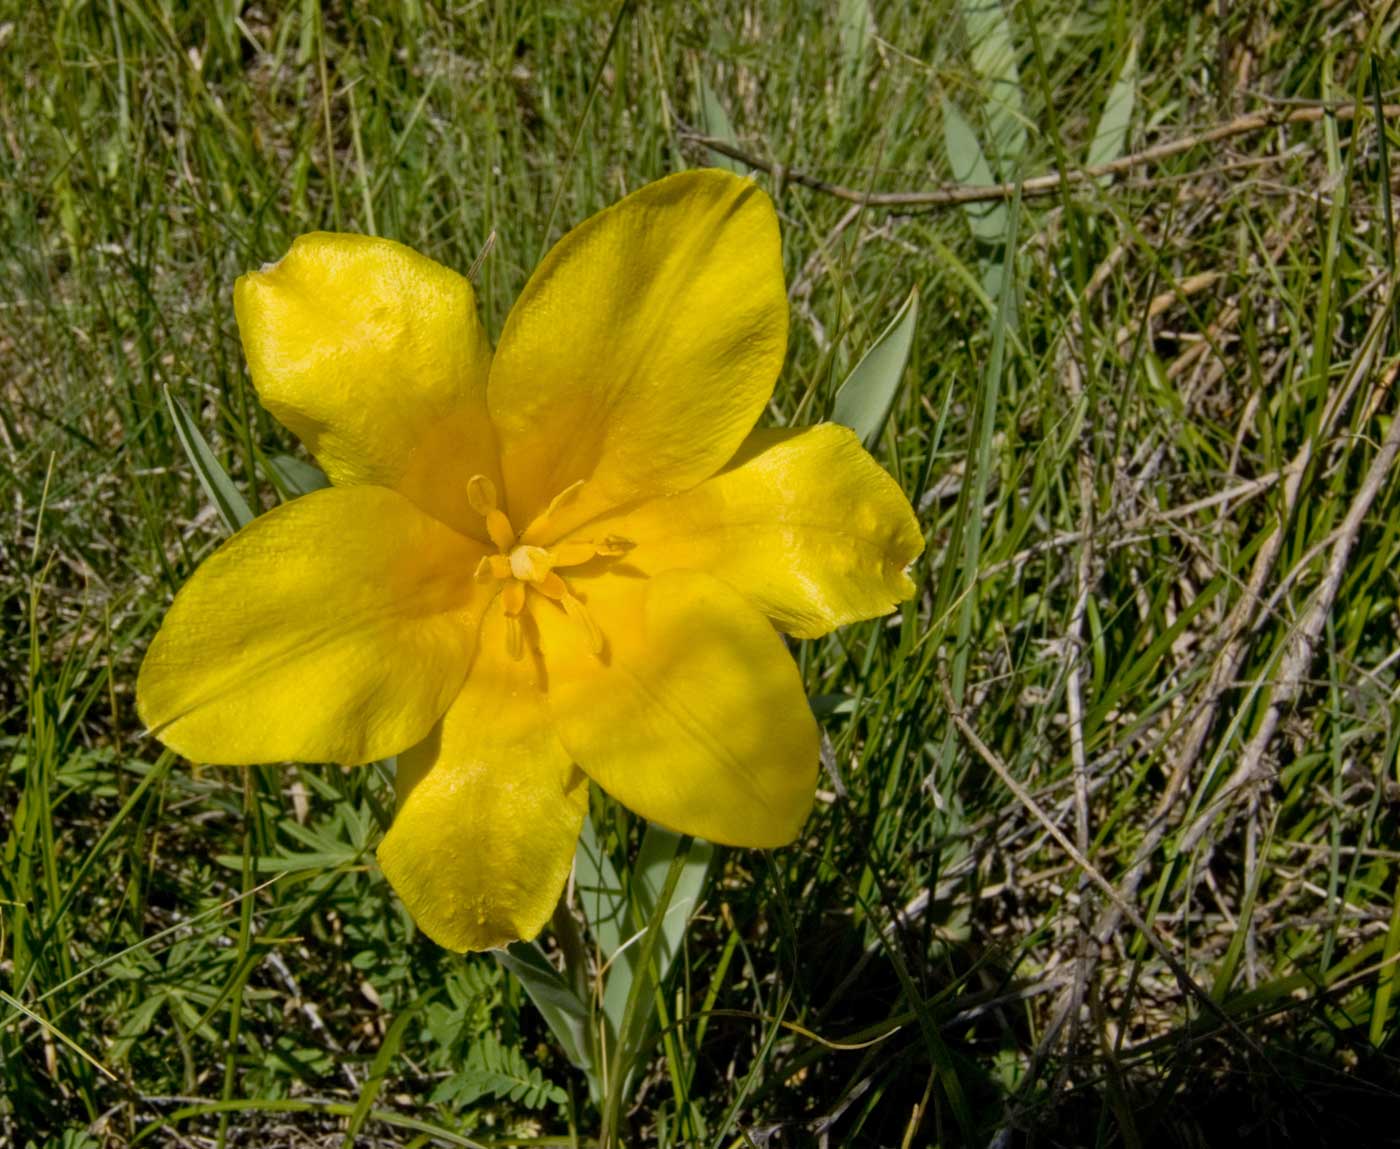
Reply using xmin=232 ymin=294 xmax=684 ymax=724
xmin=163 ymin=386 xmax=253 ymax=533
xmin=600 ymin=826 xmax=714 ymax=1044
xmin=574 ymin=812 xmax=628 ymax=963
xmin=495 ymin=941 xmax=592 ymax=1074
xmin=697 ymin=76 xmax=744 ymax=175
xmin=941 ymin=97 xmax=1008 ymax=242
xmin=1088 ymin=39 xmax=1138 ymax=175
xmin=833 ymin=285 xmax=920 ymax=449
xmin=957 ymin=0 xmax=1027 ymax=172
xmin=266 ymin=453 xmax=330 ymax=499
xmin=838 ymin=0 xmax=874 ymax=98
xmin=598 ymin=833 xmax=705 ymax=1139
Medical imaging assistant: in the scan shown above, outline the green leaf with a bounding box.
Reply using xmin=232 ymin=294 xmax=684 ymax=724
xmin=430 ymin=1033 xmax=566 ymax=1110
xmin=600 ymin=826 xmax=714 ymax=1049
xmin=574 ymin=811 xmax=628 ymax=962
xmin=957 ymin=0 xmax=1026 ymax=172
xmin=697 ymin=77 xmax=744 ymax=175
xmin=838 ymin=0 xmax=874 ymax=97
xmin=163 ymin=386 xmax=252 ymax=533
xmin=941 ymin=98 xmax=1007 ymax=242
xmin=495 ymin=941 xmax=592 ymax=1075
xmin=266 ymin=453 xmax=330 ymax=499
xmin=1088 ymin=39 xmax=1138 ymax=176
xmin=832 ymin=285 xmax=919 ymax=449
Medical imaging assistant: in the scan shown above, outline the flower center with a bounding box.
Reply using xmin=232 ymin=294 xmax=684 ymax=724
xmin=467 ymin=474 xmax=629 ymax=660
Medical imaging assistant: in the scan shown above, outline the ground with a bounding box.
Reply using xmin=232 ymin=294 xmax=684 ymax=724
xmin=4 ymin=1 xmax=1400 ymax=1146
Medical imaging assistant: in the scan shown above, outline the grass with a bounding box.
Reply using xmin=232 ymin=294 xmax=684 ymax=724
xmin=4 ymin=0 xmax=1400 ymax=1144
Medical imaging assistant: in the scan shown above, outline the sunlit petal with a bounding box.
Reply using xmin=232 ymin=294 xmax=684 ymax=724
xmin=592 ymin=424 xmax=924 ymax=637
xmin=489 ymin=170 xmax=788 ymax=539
xmin=379 ymin=601 xmax=588 ymax=952
xmin=137 ymin=487 xmax=486 ymax=766
xmin=537 ymin=570 xmax=818 ymax=847
xmin=234 ymin=233 xmax=499 ymax=539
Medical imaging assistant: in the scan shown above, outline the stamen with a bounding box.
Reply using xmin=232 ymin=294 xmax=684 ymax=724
xmin=550 ymin=541 xmax=600 ymax=568
xmin=547 ymin=534 xmax=636 ymax=569
xmin=501 ymin=579 xmax=527 ymax=617
xmin=467 ymin=473 xmax=517 ymax=551
xmin=488 ymin=554 xmax=513 ymax=581
xmin=523 ymin=478 xmax=586 ymax=541
xmin=505 ymin=614 xmax=524 ymax=661
xmin=597 ymin=534 xmax=634 ymax=556
xmin=473 ymin=555 xmax=494 ymax=580
xmin=486 ymin=510 xmax=516 ymax=554
xmin=466 ymin=474 xmax=498 ymax=516
xmin=561 ymin=592 xmax=604 ymax=657
xmin=541 ymin=479 xmax=585 ymax=520
xmin=534 ymin=571 xmax=568 ymax=600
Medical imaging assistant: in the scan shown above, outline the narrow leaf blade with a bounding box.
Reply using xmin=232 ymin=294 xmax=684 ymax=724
xmin=267 ymin=453 xmax=330 ymax=499
xmin=162 ymin=386 xmax=253 ymax=533
xmin=958 ymin=0 xmax=1027 ymax=171
xmin=1088 ymin=40 xmax=1138 ymax=175
xmin=833 ymin=285 xmax=920 ymax=448
xmin=697 ymin=78 xmax=744 ymax=175
xmin=495 ymin=941 xmax=592 ymax=1073
xmin=941 ymin=98 xmax=1008 ymax=242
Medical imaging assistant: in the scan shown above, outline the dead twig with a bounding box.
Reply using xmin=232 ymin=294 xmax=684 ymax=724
xmin=680 ymin=102 xmax=1400 ymax=209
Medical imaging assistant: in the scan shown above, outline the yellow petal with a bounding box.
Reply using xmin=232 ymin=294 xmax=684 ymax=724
xmin=489 ymin=170 xmax=788 ymax=539
xmin=234 ymin=233 xmax=498 ymax=539
xmin=137 ymin=487 xmax=486 ymax=766
xmin=593 ymin=423 xmax=924 ymax=638
xmin=378 ymin=600 xmax=588 ymax=952
xmin=536 ymin=570 xmax=818 ymax=847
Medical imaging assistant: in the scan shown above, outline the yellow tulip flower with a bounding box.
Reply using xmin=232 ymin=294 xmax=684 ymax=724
xmin=137 ymin=170 xmax=923 ymax=952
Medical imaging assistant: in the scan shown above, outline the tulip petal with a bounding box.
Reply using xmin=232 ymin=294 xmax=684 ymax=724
xmin=537 ymin=570 xmax=818 ymax=847
xmin=378 ymin=600 xmax=588 ymax=952
xmin=489 ymin=170 xmax=788 ymax=539
xmin=592 ymin=423 xmax=924 ymax=638
xmin=137 ymin=487 xmax=486 ymax=766
xmin=234 ymin=233 xmax=498 ymax=539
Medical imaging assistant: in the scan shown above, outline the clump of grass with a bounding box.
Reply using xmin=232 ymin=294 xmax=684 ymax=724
xmin=4 ymin=2 xmax=1400 ymax=1145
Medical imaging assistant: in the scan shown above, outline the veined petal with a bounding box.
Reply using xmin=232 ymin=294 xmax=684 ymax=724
xmin=234 ymin=233 xmax=498 ymax=539
xmin=489 ymin=170 xmax=788 ymax=540
xmin=593 ymin=424 xmax=924 ymax=638
xmin=137 ymin=487 xmax=486 ymax=766
xmin=378 ymin=600 xmax=588 ymax=952
xmin=536 ymin=570 xmax=817 ymax=847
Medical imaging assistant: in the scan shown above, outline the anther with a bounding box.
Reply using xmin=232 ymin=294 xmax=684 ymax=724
xmin=466 ymin=474 xmax=498 ymax=516
xmin=501 ymin=579 xmax=527 ymax=617
xmin=505 ymin=614 xmax=524 ymax=661
xmin=597 ymin=534 xmax=634 ymax=556
xmin=561 ymin=592 xmax=604 ymax=657
xmin=468 ymin=473 xmax=517 ymax=552
xmin=534 ymin=571 xmax=568 ymax=600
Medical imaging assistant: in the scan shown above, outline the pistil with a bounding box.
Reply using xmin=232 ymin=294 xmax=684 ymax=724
xmin=467 ymin=474 xmax=629 ymax=660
